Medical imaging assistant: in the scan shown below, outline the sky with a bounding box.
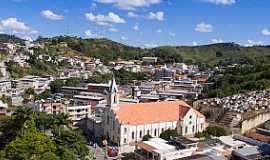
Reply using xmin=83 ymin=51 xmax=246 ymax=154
xmin=0 ymin=0 xmax=270 ymax=47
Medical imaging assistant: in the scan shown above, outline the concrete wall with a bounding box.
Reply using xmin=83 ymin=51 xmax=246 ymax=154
xmin=241 ymin=112 xmax=270 ymax=134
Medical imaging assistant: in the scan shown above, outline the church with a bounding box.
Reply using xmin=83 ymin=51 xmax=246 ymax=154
xmin=103 ymin=76 xmax=206 ymax=153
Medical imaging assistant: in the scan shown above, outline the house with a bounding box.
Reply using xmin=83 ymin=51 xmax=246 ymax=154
xmin=32 ymin=99 xmax=66 ymax=115
xmin=102 ymin=76 xmax=206 ymax=153
xmin=0 ymin=80 xmax=11 ymax=95
xmin=142 ymin=57 xmax=158 ymax=63
xmin=135 ymin=138 xmax=197 ymax=160
xmin=0 ymin=100 xmax=8 ymax=115
xmin=67 ymin=98 xmax=92 ymax=125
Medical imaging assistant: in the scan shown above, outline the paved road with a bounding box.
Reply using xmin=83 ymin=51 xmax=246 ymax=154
xmin=89 ymin=144 xmax=106 ymax=160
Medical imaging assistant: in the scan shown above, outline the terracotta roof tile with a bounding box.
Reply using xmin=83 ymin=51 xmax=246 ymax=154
xmin=115 ymin=101 xmax=204 ymax=125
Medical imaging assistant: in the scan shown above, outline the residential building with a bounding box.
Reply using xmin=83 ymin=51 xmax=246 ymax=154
xmin=135 ymin=138 xmax=197 ymax=160
xmin=67 ymin=98 xmax=92 ymax=125
xmin=0 ymin=80 xmax=11 ymax=95
xmin=142 ymin=57 xmax=158 ymax=63
xmin=33 ymin=99 xmax=66 ymax=115
xmin=0 ymin=100 xmax=8 ymax=115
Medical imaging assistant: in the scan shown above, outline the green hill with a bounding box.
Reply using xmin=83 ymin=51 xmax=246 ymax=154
xmin=2 ymin=34 xmax=270 ymax=66
xmin=0 ymin=34 xmax=25 ymax=45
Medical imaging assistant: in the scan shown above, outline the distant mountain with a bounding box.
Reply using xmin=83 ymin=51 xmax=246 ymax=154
xmin=146 ymin=43 xmax=270 ymax=65
xmin=2 ymin=34 xmax=270 ymax=66
xmin=0 ymin=34 xmax=25 ymax=45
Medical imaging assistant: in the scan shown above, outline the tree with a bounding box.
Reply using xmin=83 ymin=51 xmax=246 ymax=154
xmin=206 ymin=126 xmax=227 ymax=137
xmin=23 ymin=88 xmax=36 ymax=101
xmin=65 ymin=77 xmax=81 ymax=87
xmin=3 ymin=119 xmax=57 ymax=160
xmin=0 ymin=107 xmax=91 ymax=159
xmin=54 ymin=129 xmax=89 ymax=160
xmin=35 ymin=89 xmax=52 ymax=100
xmin=159 ymin=129 xmax=178 ymax=140
xmin=142 ymin=134 xmax=152 ymax=141
xmin=0 ymin=107 xmax=34 ymax=149
xmin=50 ymin=80 xmax=65 ymax=94
xmin=40 ymin=152 xmax=58 ymax=160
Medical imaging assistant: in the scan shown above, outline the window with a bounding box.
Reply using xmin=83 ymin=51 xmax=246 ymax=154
xmin=189 ymin=115 xmax=192 ymax=119
xmin=185 ymin=126 xmax=188 ymax=134
xmin=132 ymin=132 xmax=135 ymax=139
xmin=201 ymin=123 xmax=203 ymax=130
xmin=161 ymin=128 xmax=164 ymax=132
xmin=192 ymin=125 xmax=195 ymax=132
xmin=124 ymin=138 xmax=127 ymax=144
xmin=107 ymin=116 xmax=109 ymax=124
xmin=139 ymin=131 xmax=142 ymax=138
xmin=124 ymin=128 xmax=127 ymax=134
xmin=154 ymin=129 xmax=157 ymax=136
xmin=147 ymin=130 xmax=150 ymax=135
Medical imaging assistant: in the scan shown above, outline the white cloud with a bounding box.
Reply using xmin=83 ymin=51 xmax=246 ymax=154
xmin=245 ymin=40 xmax=263 ymax=47
xmin=192 ymin=42 xmax=198 ymax=46
xmin=169 ymin=32 xmax=176 ymax=37
xmin=0 ymin=17 xmax=38 ymax=39
xmin=211 ymin=38 xmax=223 ymax=43
xmin=12 ymin=29 xmax=38 ymax=35
xmin=148 ymin=11 xmax=164 ymax=21
xmin=144 ymin=42 xmax=158 ymax=48
xmin=41 ymin=10 xmax=64 ymax=20
xmin=121 ymin=36 xmax=128 ymax=40
xmin=127 ymin=12 xmax=139 ymax=18
xmin=195 ymin=22 xmax=213 ymax=33
xmin=1 ymin=17 xmax=30 ymax=31
xmin=91 ymin=2 xmax=97 ymax=10
xmin=133 ymin=23 xmax=139 ymax=31
xmin=108 ymin=27 xmax=118 ymax=32
xmin=204 ymin=0 xmax=235 ymax=5
xmin=85 ymin=12 xmax=126 ymax=26
xmin=262 ymin=29 xmax=270 ymax=36
xmin=85 ymin=30 xmax=102 ymax=38
xmin=156 ymin=29 xmax=162 ymax=33
xmin=95 ymin=0 xmax=162 ymax=10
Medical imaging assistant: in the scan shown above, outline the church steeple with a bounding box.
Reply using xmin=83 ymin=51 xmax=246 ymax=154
xmin=107 ymin=73 xmax=119 ymax=107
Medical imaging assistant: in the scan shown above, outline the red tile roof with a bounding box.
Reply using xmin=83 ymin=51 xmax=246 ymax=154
xmin=115 ymin=101 xmax=204 ymax=125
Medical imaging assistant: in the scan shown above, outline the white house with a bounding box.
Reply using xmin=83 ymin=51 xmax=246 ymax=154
xmin=0 ymin=100 xmax=8 ymax=115
xmin=102 ymin=76 xmax=206 ymax=153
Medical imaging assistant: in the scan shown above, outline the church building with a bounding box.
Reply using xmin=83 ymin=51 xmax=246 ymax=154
xmin=102 ymin=76 xmax=206 ymax=153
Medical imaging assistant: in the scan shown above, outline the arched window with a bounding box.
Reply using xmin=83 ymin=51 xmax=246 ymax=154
xmin=132 ymin=132 xmax=135 ymax=139
xmin=154 ymin=129 xmax=157 ymax=136
xmin=140 ymin=131 xmax=142 ymax=138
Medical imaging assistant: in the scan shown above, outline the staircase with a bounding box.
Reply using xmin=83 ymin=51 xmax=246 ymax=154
xmin=218 ymin=111 xmax=241 ymax=128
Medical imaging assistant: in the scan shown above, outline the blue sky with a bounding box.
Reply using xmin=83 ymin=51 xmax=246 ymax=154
xmin=0 ymin=0 xmax=270 ymax=47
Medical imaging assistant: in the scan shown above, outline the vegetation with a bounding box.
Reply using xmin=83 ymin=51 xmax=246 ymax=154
xmin=0 ymin=107 xmax=92 ymax=160
xmin=86 ymin=69 xmax=152 ymax=85
xmin=49 ymin=77 xmax=82 ymax=94
xmin=33 ymin=35 xmax=270 ymax=66
xmin=202 ymin=60 xmax=270 ymax=98
xmin=114 ymin=68 xmax=153 ymax=85
xmin=195 ymin=126 xmax=227 ymax=138
xmin=5 ymin=61 xmax=26 ymax=79
xmin=2 ymin=34 xmax=270 ymax=66
xmin=142 ymin=134 xmax=152 ymax=141
xmin=159 ymin=129 xmax=178 ymax=141
xmin=0 ymin=34 xmax=25 ymax=45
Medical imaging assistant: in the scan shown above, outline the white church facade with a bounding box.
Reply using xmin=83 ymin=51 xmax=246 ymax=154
xmin=102 ymin=76 xmax=206 ymax=153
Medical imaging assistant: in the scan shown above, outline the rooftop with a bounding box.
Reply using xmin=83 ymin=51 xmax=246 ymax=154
xmin=115 ymin=100 xmax=204 ymax=125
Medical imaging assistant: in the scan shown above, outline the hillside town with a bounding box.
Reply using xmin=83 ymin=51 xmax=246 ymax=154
xmin=1 ymin=38 xmax=270 ymax=160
